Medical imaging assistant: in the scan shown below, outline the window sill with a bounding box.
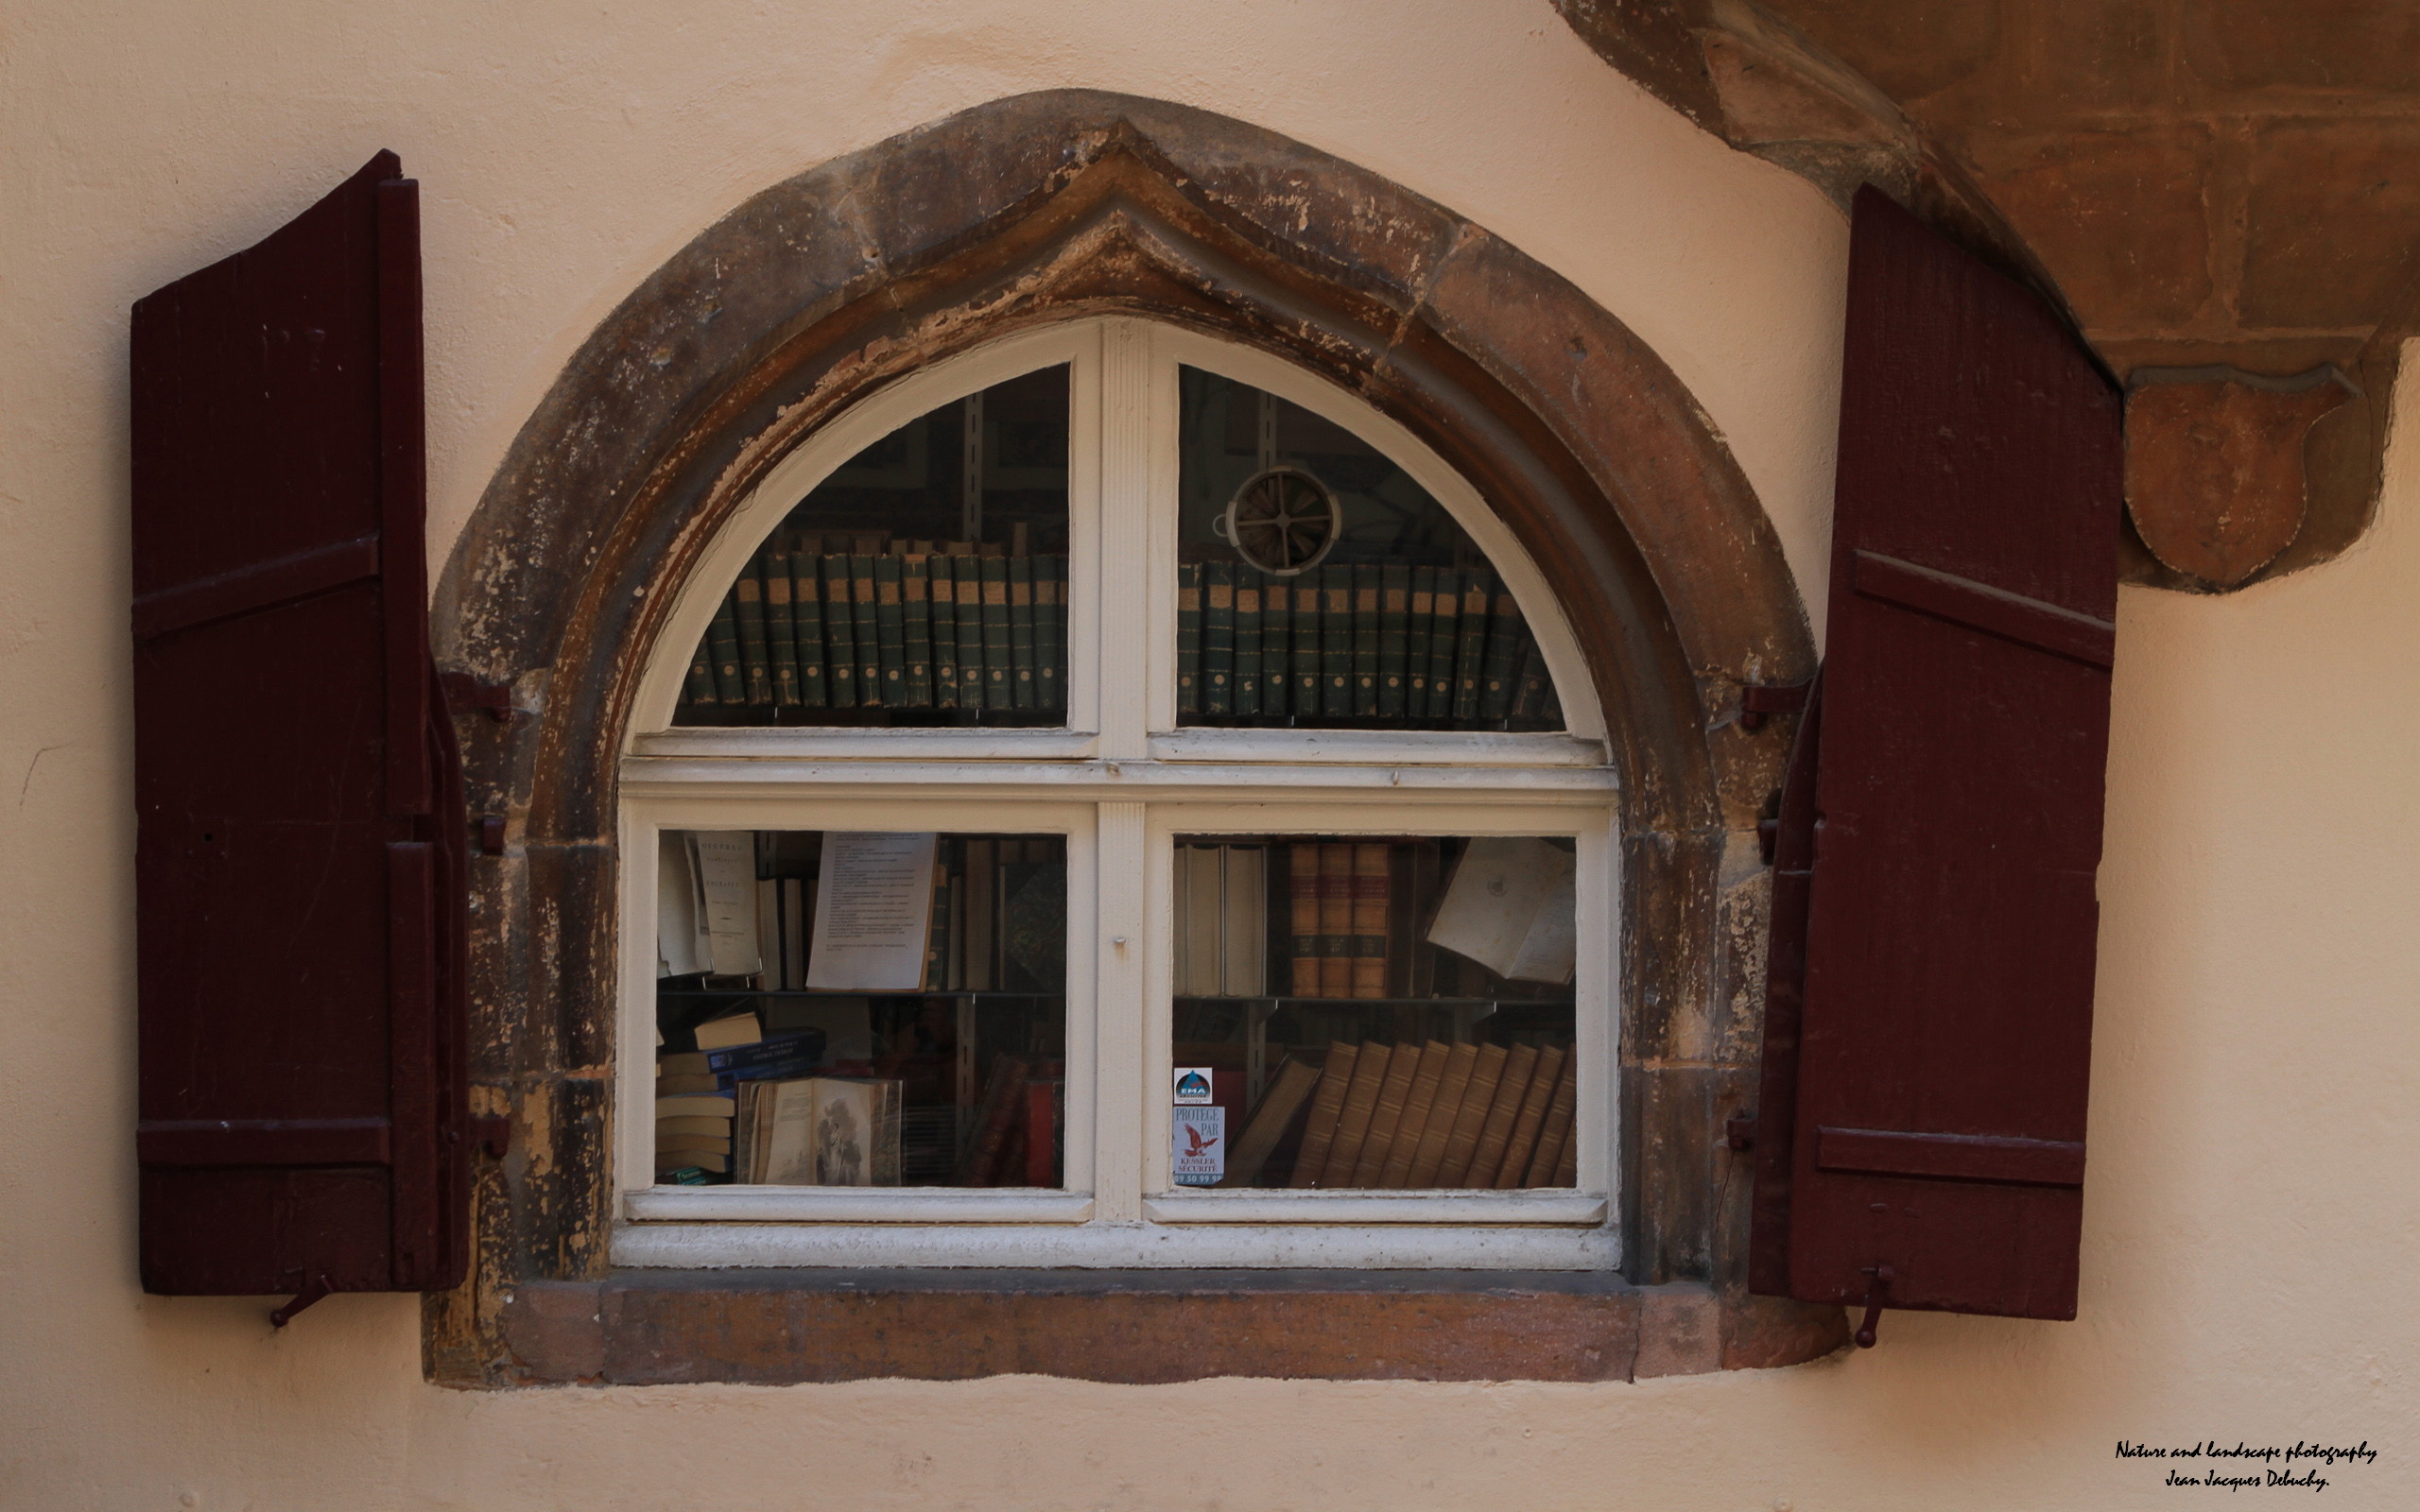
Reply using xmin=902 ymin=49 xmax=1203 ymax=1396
xmin=497 ymin=1270 xmax=1851 ymax=1385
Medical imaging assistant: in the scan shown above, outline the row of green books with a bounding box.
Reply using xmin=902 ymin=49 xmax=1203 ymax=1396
xmin=683 ymin=548 xmax=1069 ymax=713
xmin=1177 ymin=562 xmax=1560 ymax=728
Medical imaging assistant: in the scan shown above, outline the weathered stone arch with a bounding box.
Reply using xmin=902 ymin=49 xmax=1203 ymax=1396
xmin=429 ymin=91 xmax=1828 ymax=1378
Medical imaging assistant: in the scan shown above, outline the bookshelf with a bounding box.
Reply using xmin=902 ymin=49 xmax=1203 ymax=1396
xmin=655 ymin=828 xmax=1068 ymax=1189
xmin=1169 ymin=833 xmax=1579 ymax=1192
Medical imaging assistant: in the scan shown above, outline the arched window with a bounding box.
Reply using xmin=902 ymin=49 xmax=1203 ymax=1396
xmin=622 ymin=319 xmax=1619 ymax=1266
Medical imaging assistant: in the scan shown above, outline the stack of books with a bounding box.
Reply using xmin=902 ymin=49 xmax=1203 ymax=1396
xmin=652 ymin=1010 xmax=827 ymax=1182
xmin=680 ymin=534 xmax=1069 ymax=717
xmin=1216 ymin=1039 xmax=1580 ymax=1190
xmin=1176 ymin=561 xmax=1560 ymax=730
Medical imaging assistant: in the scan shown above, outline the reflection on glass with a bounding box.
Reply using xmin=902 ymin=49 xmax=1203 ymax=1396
xmin=1167 ymin=833 xmax=1579 ymax=1191
xmin=677 ymin=366 xmax=1071 ymax=727
xmin=1175 ymin=369 xmax=1564 ymax=732
xmin=654 ymin=829 xmax=1066 ymax=1188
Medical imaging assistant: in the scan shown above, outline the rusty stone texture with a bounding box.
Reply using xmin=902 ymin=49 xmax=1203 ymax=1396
xmin=1557 ymin=0 xmax=2420 ymax=593
xmin=426 ymin=91 xmax=1813 ymax=1385
xmin=2124 ymin=370 xmax=2353 ymax=585
xmin=1967 ymin=126 xmax=2216 ymax=330
xmin=493 ymin=1272 xmax=1843 ymax=1385
xmin=2241 ymin=116 xmax=2420 ymax=331
xmin=2182 ymin=0 xmax=2420 ymax=95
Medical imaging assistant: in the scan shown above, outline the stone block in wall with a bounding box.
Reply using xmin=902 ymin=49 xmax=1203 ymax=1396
xmin=2243 ymin=116 xmax=2420 ymax=331
xmin=1966 ymin=124 xmax=2216 ymax=331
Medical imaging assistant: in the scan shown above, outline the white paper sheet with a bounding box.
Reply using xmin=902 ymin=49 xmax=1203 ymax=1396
xmin=806 ymin=832 xmax=939 ymax=990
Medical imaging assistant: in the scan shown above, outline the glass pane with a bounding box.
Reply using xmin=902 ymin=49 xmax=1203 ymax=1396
xmin=675 ymin=365 xmax=1071 ymax=727
xmin=654 ymin=829 xmax=1067 ymax=1188
xmin=1167 ymin=834 xmax=1579 ymax=1191
xmin=1175 ymin=369 xmax=1564 ymax=731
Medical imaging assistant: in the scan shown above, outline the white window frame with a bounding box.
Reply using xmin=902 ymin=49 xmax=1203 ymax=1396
xmin=614 ymin=317 xmax=1624 ymax=1270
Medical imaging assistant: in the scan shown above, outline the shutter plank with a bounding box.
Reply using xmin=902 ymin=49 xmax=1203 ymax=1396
xmin=131 ymin=153 xmax=468 ymax=1297
xmin=1755 ymin=188 xmax=2122 ymax=1325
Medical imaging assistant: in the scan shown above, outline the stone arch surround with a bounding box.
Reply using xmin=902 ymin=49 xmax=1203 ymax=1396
xmin=430 ymin=90 xmax=1842 ymax=1383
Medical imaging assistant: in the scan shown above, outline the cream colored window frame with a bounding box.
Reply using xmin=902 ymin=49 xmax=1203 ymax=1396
xmin=614 ymin=318 xmax=1623 ymax=1271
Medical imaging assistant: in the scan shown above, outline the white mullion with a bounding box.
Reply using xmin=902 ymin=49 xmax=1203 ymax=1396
xmin=1092 ymin=800 xmax=1149 ymax=1220
xmin=1098 ymin=319 xmax=1155 ymax=760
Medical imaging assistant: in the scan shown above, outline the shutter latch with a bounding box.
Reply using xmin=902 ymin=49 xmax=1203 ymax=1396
xmin=1854 ymin=1263 xmax=1895 ymax=1349
xmin=471 ymin=1115 xmax=512 ymax=1159
xmin=1738 ymin=680 xmax=1811 ymax=731
xmin=269 ymin=1273 xmax=333 ymax=1329
xmin=1725 ymin=1113 xmax=1756 ymax=1150
xmin=437 ymin=670 xmax=515 ymax=723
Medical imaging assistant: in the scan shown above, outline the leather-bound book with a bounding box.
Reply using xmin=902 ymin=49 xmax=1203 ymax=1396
xmin=1345 ymin=1040 xmax=1423 ymax=1187
xmin=791 ymin=550 xmax=827 ymax=707
xmin=1286 ymin=1042 xmax=1359 ymax=1188
xmin=1461 ymin=1041 xmax=1539 ymax=1188
xmin=1313 ymin=1040 xmax=1392 ymax=1187
xmin=734 ymin=567 xmax=772 ymax=704
xmin=1433 ymin=1042 xmax=1507 ymax=1186
xmin=1288 ymin=842 xmax=1323 ymax=997
xmin=1403 ymin=1041 xmax=1478 ymax=1187
xmin=927 ymin=554 xmax=958 ymax=710
xmin=821 ymin=556 xmax=857 ymax=707
xmin=1378 ymin=1041 xmax=1452 ymax=1187
xmin=1318 ymin=843 xmax=1355 ymax=998
xmin=765 ymin=551 xmax=800 ymax=705
xmin=1008 ymin=554 xmax=1036 ymax=711
xmin=1221 ymin=1057 xmax=1321 ymax=1187
xmin=850 ymin=554 xmax=883 ymax=708
xmin=1494 ymin=1044 xmax=1565 ymax=1189
xmin=1523 ymin=1050 xmax=1581 ymax=1187
xmin=1350 ymin=841 xmax=1391 ymax=999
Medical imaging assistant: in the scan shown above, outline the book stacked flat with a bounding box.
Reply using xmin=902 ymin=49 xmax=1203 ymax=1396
xmin=679 ymin=535 xmax=1069 ymax=717
xmin=1176 ymin=561 xmax=1560 ymax=730
xmin=1216 ymin=1039 xmax=1580 ymax=1189
xmin=654 ymin=1011 xmax=828 ymax=1180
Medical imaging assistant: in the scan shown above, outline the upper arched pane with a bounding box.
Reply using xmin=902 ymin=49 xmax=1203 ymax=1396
xmin=675 ymin=365 xmax=1072 ymax=727
xmin=1175 ymin=369 xmax=1564 ymax=731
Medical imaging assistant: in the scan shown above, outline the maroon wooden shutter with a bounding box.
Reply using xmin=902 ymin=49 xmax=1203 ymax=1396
xmin=1751 ymin=188 xmax=2122 ymax=1327
xmin=131 ymin=152 xmax=469 ymax=1298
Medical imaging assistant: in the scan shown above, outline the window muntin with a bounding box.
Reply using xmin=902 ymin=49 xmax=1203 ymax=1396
xmin=618 ymin=319 xmax=1617 ymax=1267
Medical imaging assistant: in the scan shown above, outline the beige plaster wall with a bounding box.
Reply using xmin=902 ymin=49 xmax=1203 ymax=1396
xmin=1 ymin=1 xmax=2411 ymax=1507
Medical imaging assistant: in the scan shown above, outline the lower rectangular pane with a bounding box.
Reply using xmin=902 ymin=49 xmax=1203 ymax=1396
xmin=1169 ymin=834 xmax=1580 ymax=1190
xmin=655 ymin=829 xmax=1066 ymax=1188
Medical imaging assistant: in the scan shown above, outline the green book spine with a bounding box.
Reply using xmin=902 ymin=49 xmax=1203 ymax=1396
xmin=928 ymin=555 xmax=959 ymax=711
xmin=1351 ymin=564 xmax=1380 ymax=717
xmin=851 ymin=553 xmax=883 ymax=708
xmin=1235 ymin=579 xmax=1262 ymax=717
xmin=821 ymin=556 xmax=857 ymax=708
xmin=1453 ymin=575 xmax=1491 ymax=722
xmin=953 ymin=557 xmax=984 ymax=710
xmin=1424 ymin=569 xmax=1461 ymax=721
xmin=734 ymin=568 xmax=772 ymax=704
xmin=1479 ymin=582 xmax=1524 ymax=723
xmin=873 ymin=554 xmax=906 ymax=707
xmin=1377 ymin=563 xmax=1410 ymax=722
xmin=1407 ymin=565 xmax=1437 ymax=721
xmin=791 ymin=552 xmax=826 ymax=708
xmin=1289 ymin=576 xmax=1322 ymax=714
xmin=1321 ymin=565 xmax=1354 ymax=718
xmin=902 ymin=555 xmax=933 ymax=708
xmin=1008 ymin=556 xmax=1037 ymax=711
xmin=1511 ymin=631 xmax=1547 ymax=723
xmin=764 ymin=550 xmax=800 ymax=706
xmin=1037 ymin=555 xmax=1065 ymax=712
xmin=1176 ymin=561 xmax=1201 ymax=717
xmin=980 ymin=555 xmax=1011 ymax=711
xmin=1203 ymin=560 xmax=1235 ymax=717
xmin=683 ymin=627 xmax=719 ymax=706
xmin=1258 ymin=581 xmax=1289 ymax=719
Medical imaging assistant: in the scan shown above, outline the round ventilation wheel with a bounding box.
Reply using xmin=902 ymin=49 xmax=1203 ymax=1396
xmin=1217 ymin=465 xmax=1340 ymax=576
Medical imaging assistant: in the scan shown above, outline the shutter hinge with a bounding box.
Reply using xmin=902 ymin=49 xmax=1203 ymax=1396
xmin=477 ymin=815 xmax=507 ymax=856
xmin=1855 ymin=1263 xmax=1895 ymax=1349
xmin=269 ymin=1274 xmax=334 ymax=1329
xmin=1738 ymin=680 xmax=1811 ymax=731
xmin=471 ymin=1115 xmax=512 ymax=1159
xmin=1725 ymin=1113 xmax=1756 ymax=1150
xmin=437 ymin=670 xmax=515 ymax=723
